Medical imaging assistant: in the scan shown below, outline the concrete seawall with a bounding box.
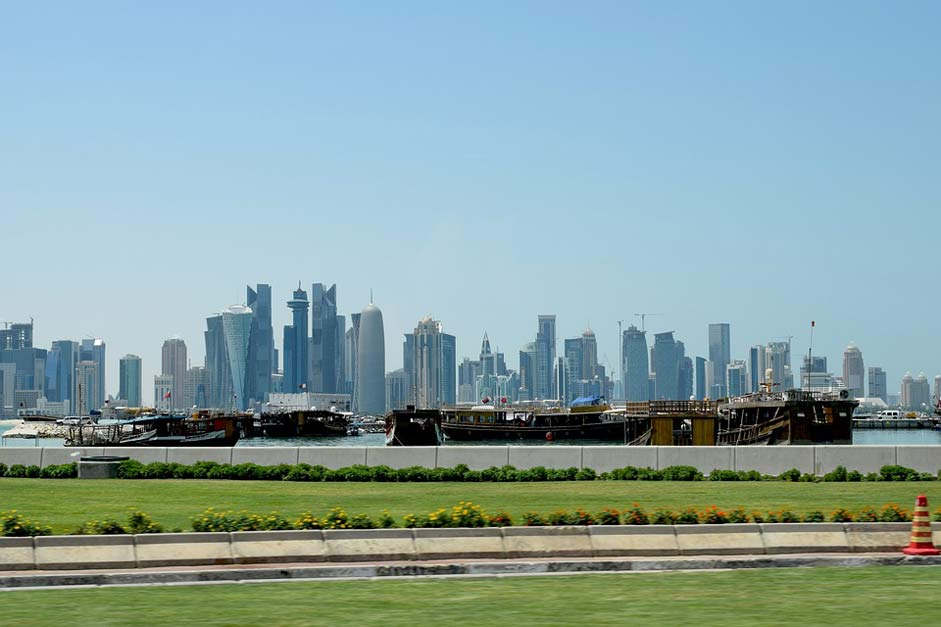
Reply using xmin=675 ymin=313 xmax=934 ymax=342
xmin=0 ymin=523 xmax=937 ymax=571
xmin=2 ymin=445 xmax=940 ymax=475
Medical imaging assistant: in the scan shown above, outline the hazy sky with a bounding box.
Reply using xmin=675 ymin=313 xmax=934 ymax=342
xmin=3 ymin=2 xmax=939 ymax=398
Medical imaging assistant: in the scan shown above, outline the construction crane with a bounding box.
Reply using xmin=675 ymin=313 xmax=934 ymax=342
xmin=633 ymin=312 xmax=663 ymax=333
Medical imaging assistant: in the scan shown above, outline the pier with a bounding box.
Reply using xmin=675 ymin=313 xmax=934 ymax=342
xmin=852 ymin=417 xmax=940 ymax=430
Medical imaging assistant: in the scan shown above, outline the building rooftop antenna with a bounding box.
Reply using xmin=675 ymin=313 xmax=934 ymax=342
xmin=633 ymin=312 xmax=663 ymax=333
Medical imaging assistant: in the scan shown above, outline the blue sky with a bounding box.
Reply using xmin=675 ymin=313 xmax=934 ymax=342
xmin=3 ymin=2 xmax=939 ymax=397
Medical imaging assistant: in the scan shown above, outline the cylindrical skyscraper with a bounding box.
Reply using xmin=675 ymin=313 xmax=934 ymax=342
xmin=356 ymin=302 xmax=385 ymax=415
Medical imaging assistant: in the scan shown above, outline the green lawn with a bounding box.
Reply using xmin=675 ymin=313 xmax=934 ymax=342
xmin=1 ymin=479 xmax=939 ymax=533
xmin=1 ymin=566 xmax=939 ymax=626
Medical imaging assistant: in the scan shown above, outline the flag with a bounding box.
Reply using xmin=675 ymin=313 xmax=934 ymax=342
xmin=164 ymin=391 xmax=171 ymax=399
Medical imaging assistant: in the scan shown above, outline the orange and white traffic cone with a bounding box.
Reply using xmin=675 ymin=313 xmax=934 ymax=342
xmin=902 ymin=495 xmax=939 ymax=556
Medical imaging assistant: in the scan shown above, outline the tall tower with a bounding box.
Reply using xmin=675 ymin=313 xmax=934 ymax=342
xmin=79 ymin=339 xmax=106 ymax=411
xmin=842 ymin=343 xmax=865 ymax=399
xmin=868 ymin=366 xmax=887 ymax=403
xmin=310 ymin=283 xmax=339 ymax=393
xmin=708 ymin=323 xmax=730 ymax=398
xmin=283 ymin=285 xmax=309 ymax=394
xmin=652 ymin=332 xmax=679 ymax=400
xmin=119 ymin=354 xmax=142 ymax=407
xmin=246 ymin=284 xmax=274 ymax=404
xmin=222 ymin=305 xmax=253 ymax=410
xmin=161 ymin=338 xmax=187 ymax=411
xmin=205 ymin=314 xmax=230 ymax=409
xmin=356 ymin=301 xmax=385 ymax=415
xmin=622 ymin=325 xmax=649 ymax=401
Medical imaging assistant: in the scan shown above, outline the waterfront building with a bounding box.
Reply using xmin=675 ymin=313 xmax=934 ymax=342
xmin=204 ymin=314 xmax=230 ymax=409
xmin=356 ymin=301 xmax=385 ymax=415
xmin=800 ymin=355 xmax=828 ymax=389
xmin=694 ymin=356 xmax=706 ymax=400
xmin=408 ymin=316 xmax=455 ymax=409
xmin=385 ymin=368 xmax=409 ymax=412
xmin=345 ymin=313 xmax=361 ymax=402
xmin=184 ymin=366 xmax=209 ymax=409
xmin=765 ymin=342 xmax=790 ymax=392
xmin=868 ymin=367 xmax=887 ymax=403
xmin=0 ymin=363 xmax=14 ymax=417
xmin=458 ymin=357 xmax=479 ymax=403
xmin=0 ymin=322 xmax=33 ymax=350
xmin=534 ymin=315 xmax=556 ymax=400
xmin=222 ymin=305 xmax=253 ymax=410
xmin=747 ymin=346 xmax=762 ymax=393
xmin=935 ymin=375 xmax=941 ymax=409
xmin=442 ymin=332 xmax=456 ymax=406
xmin=283 ymin=284 xmax=309 ymax=394
xmin=246 ymin=284 xmax=274 ymax=405
xmin=310 ymin=283 xmax=340 ymax=393
xmin=161 ymin=338 xmax=187 ymax=411
xmin=119 ymin=354 xmax=142 ymax=407
xmin=518 ymin=342 xmax=538 ymax=401
xmin=79 ymin=338 xmax=106 ymax=411
xmin=154 ymin=374 xmax=173 ymax=413
xmin=908 ymin=373 xmax=931 ymax=412
xmin=46 ymin=340 xmax=78 ymax=412
xmin=652 ymin=332 xmax=679 ymax=400
xmin=73 ymin=360 xmax=99 ymax=416
xmin=708 ymin=323 xmax=730 ymax=398
xmin=704 ymin=360 xmax=714 ymax=399
xmin=842 ymin=343 xmax=865 ymax=399
xmin=727 ymin=360 xmax=747 ymax=397
xmin=622 ymin=325 xmax=649 ymax=402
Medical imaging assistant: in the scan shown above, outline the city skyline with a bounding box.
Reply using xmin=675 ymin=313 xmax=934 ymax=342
xmin=3 ymin=4 xmax=939 ymax=405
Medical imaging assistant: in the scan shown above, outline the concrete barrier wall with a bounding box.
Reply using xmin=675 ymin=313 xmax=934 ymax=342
xmin=0 ymin=523 xmax=925 ymax=571
xmin=2 ymin=445 xmax=940 ymax=475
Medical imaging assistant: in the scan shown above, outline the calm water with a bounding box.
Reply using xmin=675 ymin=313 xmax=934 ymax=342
xmin=3 ymin=420 xmax=941 ymax=447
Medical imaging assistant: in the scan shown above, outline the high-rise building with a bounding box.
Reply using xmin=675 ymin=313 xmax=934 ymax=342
xmin=222 ymin=305 xmax=253 ymax=410
xmin=46 ymin=340 xmax=78 ymax=411
xmin=79 ymin=338 xmax=106 ymax=411
xmin=800 ymin=355 xmax=828 ymax=389
xmin=246 ymin=284 xmax=274 ymax=405
xmin=441 ymin=332 xmax=456 ymax=406
xmin=409 ymin=316 xmax=453 ymax=409
xmin=385 ymin=368 xmax=409 ymax=411
xmin=747 ymin=346 xmax=762 ymax=393
xmin=652 ymin=332 xmax=679 ymax=399
xmin=310 ymin=283 xmax=339 ymax=393
xmin=336 ymin=314 xmax=346 ymax=396
xmin=161 ymin=338 xmax=187 ymax=411
xmin=184 ymin=366 xmax=209 ymax=409
xmin=694 ymin=356 xmax=706 ymax=400
xmin=356 ymin=302 xmax=385 ymax=415
xmin=535 ymin=315 xmax=556 ymax=400
xmin=910 ymin=373 xmax=931 ymax=411
xmin=458 ymin=357 xmax=479 ymax=403
xmin=119 ymin=354 xmax=142 ymax=407
xmin=345 ymin=313 xmax=361 ymax=402
xmin=622 ymin=325 xmax=649 ymax=402
xmin=283 ymin=285 xmax=309 ymax=394
xmin=518 ymin=342 xmax=538 ymax=401
xmin=842 ymin=343 xmax=865 ymax=399
xmin=403 ymin=334 xmax=415 ymax=403
xmin=154 ymin=374 xmax=173 ymax=413
xmin=727 ymin=360 xmax=747 ymax=397
xmin=935 ymin=375 xmax=941 ymax=409
xmin=708 ymin=323 xmax=730 ymax=398
xmin=204 ymin=314 xmax=230 ymax=409
xmin=0 ymin=322 xmax=33 ymax=350
xmin=868 ymin=367 xmax=887 ymax=403
xmin=765 ymin=342 xmax=790 ymax=392
xmin=73 ymin=360 xmax=99 ymax=416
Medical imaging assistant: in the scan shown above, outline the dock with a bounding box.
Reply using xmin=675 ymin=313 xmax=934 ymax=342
xmin=852 ymin=417 xmax=940 ymax=430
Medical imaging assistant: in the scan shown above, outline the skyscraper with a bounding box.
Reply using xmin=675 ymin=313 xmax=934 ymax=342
xmin=184 ymin=365 xmax=209 ymax=409
xmin=310 ymin=283 xmax=339 ymax=393
xmin=727 ymin=360 xmax=747 ymax=397
xmin=747 ymin=346 xmax=761 ymax=393
xmin=708 ymin=323 xmax=731 ymax=398
xmin=154 ymin=374 xmax=173 ymax=413
xmin=345 ymin=312 xmax=361 ymax=404
xmin=0 ymin=322 xmax=33 ymax=350
xmin=161 ymin=338 xmax=187 ymax=411
xmin=119 ymin=354 xmax=142 ymax=407
xmin=765 ymin=342 xmax=790 ymax=391
xmin=622 ymin=325 xmax=649 ymax=401
xmin=246 ymin=284 xmax=274 ymax=404
xmin=385 ymin=368 xmax=409 ymax=411
xmin=283 ymin=284 xmax=309 ymax=394
xmin=79 ymin=338 xmax=106 ymax=411
xmin=652 ymin=332 xmax=679 ymax=399
xmin=902 ymin=373 xmax=931 ymax=411
xmin=518 ymin=342 xmax=537 ymax=401
xmin=356 ymin=302 xmax=385 ymax=415
xmin=868 ymin=367 xmax=887 ymax=403
xmin=73 ymin=360 xmax=99 ymax=416
xmin=842 ymin=343 xmax=864 ymax=399
xmin=222 ymin=305 xmax=253 ymax=410
xmin=410 ymin=316 xmax=452 ymax=409
xmin=205 ymin=314 xmax=230 ymax=409
xmin=47 ymin=340 xmax=78 ymax=411
xmin=694 ymin=356 xmax=706 ymax=400
xmin=535 ymin=315 xmax=556 ymax=400
xmin=441 ymin=331 xmax=456 ymax=406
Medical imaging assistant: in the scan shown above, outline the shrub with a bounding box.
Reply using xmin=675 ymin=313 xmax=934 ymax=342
xmin=863 ymin=473 xmax=881 ymax=482
xmin=572 ymin=508 xmax=595 ymax=526
xmin=675 ymin=508 xmax=699 ymax=525
xmin=547 ymin=467 xmax=579 ymax=481
xmin=728 ymin=507 xmax=749 ymax=524
xmin=651 ymin=509 xmax=677 ymax=525
xmin=856 ymin=506 xmax=879 ymax=522
xmin=661 ymin=466 xmax=703 ymax=481
xmin=40 ymin=463 xmax=77 ymax=479
xmin=751 ymin=511 xmax=765 ymax=524
xmin=595 ymin=508 xmax=621 ymax=525
xmin=369 ymin=465 xmax=397 ymax=482
xmin=322 ymin=507 xmax=351 ymax=529
xmin=1 ymin=510 xmax=51 ymax=537
xmin=0 ymin=463 xmax=6 ymax=477
xmin=777 ymin=510 xmax=800 ymax=523
xmin=606 ymin=466 xmax=640 ymax=480
xmin=700 ymin=506 xmax=729 ymax=524
xmin=779 ymin=468 xmax=801 ymax=482
xmin=486 ymin=511 xmax=513 ymax=527
xmin=295 ymin=512 xmax=323 ymax=529
xmin=879 ymin=465 xmax=918 ymax=482
xmin=192 ymin=508 xmax=293 ymax=532
xmin=128 ymin=510 xmax=163 ymax=534
xmin=799 ymin=473 xmax=819 ymax=483
xmin=348 ymin=513 xmax=377 ymax=529
xmin=117 ymin=459 xmax=145 ymax=479
xmin=830 ymin=508 xmax=854 ymax=522
xmin=709 ymin=469 xmax=740 ymax=481
xmin=823 ymin=466 xmax=848 ymax=482
xmin=636 ymin=468 xmax=663 ymax=481
xmin=547 ymin=510 xmax=578 ymax=526
xmin=378 ymin=510 xmax=397 ymax=528
xmin=575 ymin=468 xmax=597 ymax=481
xmin=191 ymin=461 xmax=221 ymax=479
xmin=397 ymin=466 xmax=432 ymax=482
xmin=803 ymin=511 xmax=825 ymax=523
xmin=934 ymin=508 xmax=941 ymax=523
xmin=25 ymin=465 xmax=40 ymax=478
xmin=623 ymin=504 xmax=649 ymax=525
xmin=448 ymin=502 xmax=487 ymax=528
xmin=522 ymin=511 xmax=546 ymax=526
xmin=401 ymin=513 xmax=426 ymax=528
xmin=847 ymin=470 xmax=863 ymax=482
xmin=77 ymin=518 xmax=127 ymax=535
xmin=878 ymin=503 xmax=910 ymax=522
xmin=6 ymin=465 xmax=27 ymax=478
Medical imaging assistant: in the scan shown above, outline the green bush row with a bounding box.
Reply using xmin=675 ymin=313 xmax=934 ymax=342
xmin=0 ymin=460 xmax=937 ymax=483
xmin=3 ymin=501 xmax=933 ymax=537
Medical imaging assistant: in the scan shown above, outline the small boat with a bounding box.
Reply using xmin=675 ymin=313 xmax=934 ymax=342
xmin=66 ymin=413 xmax=245 ymax=447
xmin=385 ymin=406 xmax=443 ymax=446
xmin=256 ymin=409 xmax=350 ymax=437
